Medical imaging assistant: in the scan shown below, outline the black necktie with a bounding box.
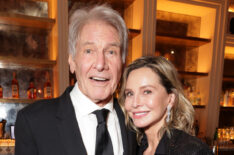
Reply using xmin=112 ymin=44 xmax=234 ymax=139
xmin=93 ymin=109 xmax=114 ymax=155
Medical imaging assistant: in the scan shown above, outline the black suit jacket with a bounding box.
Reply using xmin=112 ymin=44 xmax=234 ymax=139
xmin=15 ymin=87 xmax=137 ymax=155
xmin=138 ymin=129 xmax=213 ymax=155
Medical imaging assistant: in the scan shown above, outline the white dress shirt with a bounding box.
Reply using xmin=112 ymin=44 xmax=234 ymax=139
xmin=70 ymin=83 xmax=123 ymax=155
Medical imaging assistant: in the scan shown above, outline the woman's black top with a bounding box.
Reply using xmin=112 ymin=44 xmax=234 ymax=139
xmin=138 ymin=128 xmax=213 ymax=155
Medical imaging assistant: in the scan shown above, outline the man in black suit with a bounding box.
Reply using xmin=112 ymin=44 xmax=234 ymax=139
xmin=15 ymin=4 xmax=137 ymax=155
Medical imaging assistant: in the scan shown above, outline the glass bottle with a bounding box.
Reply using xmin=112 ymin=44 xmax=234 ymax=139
xmin=182 ymin=79 xmax=191 ymax=99
xmin=231 ymin=89 xmax=234 ymax=106
xmin=188 ymin=86 xmax=195 ymax=105
xmin=196 ymin=91 xmax=202 ymax=105
xmin=27 ymin=78 xmax=37 ymax=99
xmin=224 ymin=90 xmax=232 ymax=107
xmin=0 ymin=119 xmax=6 ymax=139
xmin=213 ymin=127 xmax=219 ymax=155
xmin=12 ymin=72 xmax=19 ymax=98
xmin=0 ymin=84 xmax=2 ymax=98
xmin=220 ymin=91 xmax=224 ymax=106
xmin=44 ymin=72 xmax=52 ymax=99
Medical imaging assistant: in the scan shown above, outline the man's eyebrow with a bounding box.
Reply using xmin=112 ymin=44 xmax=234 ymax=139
xmin=82 ymin=42 xmax=94 ymax=45
xmin=81 ymin=42 xmax=120 ymax=47
xmin=108 ymin=43 xmax=120 ymax=47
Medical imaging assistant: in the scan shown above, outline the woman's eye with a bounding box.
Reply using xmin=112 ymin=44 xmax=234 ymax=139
xmin=125 ymin=91 xmax=133 ymax=97
xmin=144 ymin=90 xmax=152 ymax=94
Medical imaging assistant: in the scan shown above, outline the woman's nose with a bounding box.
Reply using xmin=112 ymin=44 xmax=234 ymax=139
xmin=132 ymin=95 xmax=141 ymax=108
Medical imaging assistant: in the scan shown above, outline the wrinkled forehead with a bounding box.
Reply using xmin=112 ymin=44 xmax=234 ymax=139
xmin=76 ymin=21 xmax=121 ymax=51
xmin=80 ymin=20 xmax=120 ymax=40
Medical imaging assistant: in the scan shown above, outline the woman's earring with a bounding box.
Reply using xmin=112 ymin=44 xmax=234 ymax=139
xmin=166 ymin=105 xmax=171 ymax=123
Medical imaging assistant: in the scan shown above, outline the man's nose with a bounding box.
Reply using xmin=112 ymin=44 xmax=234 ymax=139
xmin=94 ymin=52 xmax=108 ymax=71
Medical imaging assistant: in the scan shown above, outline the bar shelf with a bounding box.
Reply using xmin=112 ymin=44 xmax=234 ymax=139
xmin=226 ymin=34 xmax=234 ymax=47
xmin=193 ymin=105 xmax=206 ymax=109
xmin=0 ymin=98 xmax=38 ymax=104
xmin=128 ymin=29 xmax=210 ymax=80
xmin=69 ymin=0 xmax=134 ymax=10
xmin=156 ymin=34 xmax=211 ymax=48
xmin=0 ymin=56 xmax=56 ymax=69
xmin=129 ymin=28 xmax=141 ymax=39
xmin=220 ymin=106 xmax=234 ymax=110
xmin=178 ymin=71 xmax=209 ymax=79
xmin=0 ymin=12 xmax=55 ymax=30
xmin=223 ymin=75 xmax=234 ymax=82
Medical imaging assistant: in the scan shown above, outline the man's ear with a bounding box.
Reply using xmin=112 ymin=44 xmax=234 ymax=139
xmin=68 ymin=54 xmax=75 ymax=74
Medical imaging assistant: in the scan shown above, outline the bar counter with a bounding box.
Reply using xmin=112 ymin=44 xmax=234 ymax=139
xmin=218 ymin=143 xmax=234 ymax=155
xmin=0 ymin=139 xmax=15 ymax=155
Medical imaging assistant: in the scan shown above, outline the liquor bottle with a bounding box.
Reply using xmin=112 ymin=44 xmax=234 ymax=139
xmin=182 ymin=79 xmax=190 ymax=98
xmin=0 ymin=84 xmax=3 ymax=98
xmin=27 ymin=78 xmax=37 ymax=99
xmin=212 ymin=128 xmax=218 ymax=155
xmin=12 ymin=72 xmax=19 ymax=98
xmin=44 ymin=72 xmax=52 ymax=99
xmin=220 ymin=91 xmax=224 ymax=106
xmin=231 ymin=89 xmax=234 ymax=106
xmin=223 ymin=90 xmax=229 ymax=106
xmin=188 ymin=86 xmax=195 ymax=105
xmin=0 ymin=119 xmax=6 ymax=139
xmin=196 ymin=91 xmax=202 ymax=105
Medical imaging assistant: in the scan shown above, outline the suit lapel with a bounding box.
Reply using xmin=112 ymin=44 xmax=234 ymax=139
xmin=56 ymin=87 xmax=87 ymax=155
xmin=114 ymin=99 xmax=128 ymax=155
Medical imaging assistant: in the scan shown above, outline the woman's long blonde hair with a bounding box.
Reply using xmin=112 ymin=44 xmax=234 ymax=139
xmin=119 ymin=56 xmax=195 ymax=143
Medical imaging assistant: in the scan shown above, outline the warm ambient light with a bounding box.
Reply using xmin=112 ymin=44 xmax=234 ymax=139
xmin=157 ymin=0 xmax=215 ymax=17
xmin=229 ymin=5 xmax=234 ymax=12
xmin=225 ymin=46 xmax=234 ymax=59
xmin=0 ymin=139 xmax=15 ymax=146
xmin=0 ymin=62 xmax=4 ymax=69
xmin=157 ymin=0 xmax=216 ymax=39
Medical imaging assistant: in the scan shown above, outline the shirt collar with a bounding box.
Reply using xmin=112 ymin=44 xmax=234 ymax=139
xmin=70 ymin=82 xmax=114 ymax=117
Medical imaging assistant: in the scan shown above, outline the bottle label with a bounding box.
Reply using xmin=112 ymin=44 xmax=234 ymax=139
xmin=0 ymin=87 xmax=2 ymax=98
xmin=196 ymin=97 xmax=201 ymax=105
xmin=44 ymin=87 xmax=52 ymax=98
xmin=12 ymin=84 xmax=19 ymax=97
xmin=28 ymin=88 xmax=35 ymax=99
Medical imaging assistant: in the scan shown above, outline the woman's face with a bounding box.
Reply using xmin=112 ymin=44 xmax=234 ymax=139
xmin=124 ymin=67 xmax=174 ymax=130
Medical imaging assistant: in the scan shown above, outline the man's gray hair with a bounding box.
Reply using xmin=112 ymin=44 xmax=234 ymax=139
xmin=68 ymin=4 xmax=128 ymax=63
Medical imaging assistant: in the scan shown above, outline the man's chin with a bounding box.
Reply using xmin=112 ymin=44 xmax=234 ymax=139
xmin=91 ymin=95 xmax=113 ymax=106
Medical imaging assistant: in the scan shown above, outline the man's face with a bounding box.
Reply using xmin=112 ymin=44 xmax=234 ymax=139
xmin=69 ymin=20 xmax=122 ymax=106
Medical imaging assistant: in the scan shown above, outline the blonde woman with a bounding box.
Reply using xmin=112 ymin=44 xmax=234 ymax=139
xmin=119 ymin=56 xmax=212 ymax=155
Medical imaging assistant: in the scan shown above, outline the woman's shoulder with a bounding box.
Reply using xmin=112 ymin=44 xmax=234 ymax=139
xmin=170 ymin=129 xmax=213 ymax=154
